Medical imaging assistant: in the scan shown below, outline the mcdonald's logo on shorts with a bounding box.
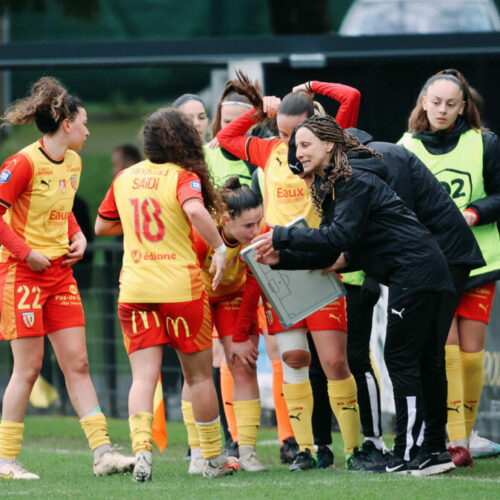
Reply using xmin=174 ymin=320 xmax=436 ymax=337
xmin=166 ymin=316 xmax=190 ymax=339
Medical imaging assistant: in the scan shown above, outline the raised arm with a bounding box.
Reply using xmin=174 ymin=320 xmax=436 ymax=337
xmin=217 ymin=109 xmax=281 ymax=169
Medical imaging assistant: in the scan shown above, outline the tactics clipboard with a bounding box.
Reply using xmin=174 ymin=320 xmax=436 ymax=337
xmin=241 ymin=217 xmax=346 ymax=329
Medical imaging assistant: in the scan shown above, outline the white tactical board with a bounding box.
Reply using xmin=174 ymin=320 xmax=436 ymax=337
xmin=242 ymin=217 xmax=346 ymax=329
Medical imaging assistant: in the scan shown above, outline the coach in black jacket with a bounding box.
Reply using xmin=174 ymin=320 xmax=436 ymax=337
xmin=254 ymin=115 xmax=456 ymax=475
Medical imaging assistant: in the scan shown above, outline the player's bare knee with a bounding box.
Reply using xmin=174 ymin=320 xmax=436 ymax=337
xmin=282 ymin=349 xmax=311 ymax=369
xmin=17 ymin=360 xmax=42 ymax=385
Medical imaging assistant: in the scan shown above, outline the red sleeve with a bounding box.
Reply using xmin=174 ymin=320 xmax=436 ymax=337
xmin=464 ymin=208 xmax=479 ymax=226
xmin=217 ymin=108 xmax=281 ymax=169
xmin=97 ymin=183 xmax=120 ymax=221
xmin=0 ymin=154 xmax=33 ymax=260
xmin=0 ymin=153 xmax=32 ymax=209
xmin=233 ymin=271 xmax=262 ymax=343
xmin=177 ymin=171 xmax=204 ymax=207
xmin=68 ymin=212 xmax=82 ymax=240
xmin=0 ymin=204 xmax=31 ymax=260
xmin=311 ymin=81 xmax=361 ymax=129
xmin=193 ymin=229 xmax=210 ymax=265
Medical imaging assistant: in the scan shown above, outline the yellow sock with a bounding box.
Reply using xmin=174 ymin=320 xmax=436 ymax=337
xmin=461 ymin=349 xmax=484 ymax=437
xmin=80 ymin=413 xmax=111 ymax=451
xmin=328 ymin=376 xmax=360 ymax=455
xmin=445 ymin=345 xmax=467 ymax=442
xmin=181 ymin=400 xmax=200 ymax=449
xmin=220 ymin=363 xmax=238 ymax=442
xmin=129 ymin=412 xmax=153 ymax=454
xmin=233 ymin=400 xmax=261 ymax=447
xmin=282 ymin=380 xmax=315 ymax=454
xmin=196 ymin=417 xmax=222 ymax=460
xmin=271 ymin=360 xmax=294 ymax=444
xmin=0 ymin=421 xmax=24 ymax=460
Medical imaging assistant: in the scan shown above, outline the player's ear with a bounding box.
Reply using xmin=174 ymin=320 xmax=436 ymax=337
xmin=221 ymin=212 xmax=231 ymax=224
xmin=61 ymin=118 xmax=72 ymax=134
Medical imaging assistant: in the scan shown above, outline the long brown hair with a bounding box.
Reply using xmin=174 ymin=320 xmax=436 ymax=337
xmin=408 ymin=68 xmax=481 ymax=134
xmin=211 ymin=81 xmax=253 ymax=137
xmin=1 ymin=76 xmax=82 ymax=133
xmin=142 ymin=107 xmax=217 ymax=213
xmin=297 ymin=115 xmax=381 ymax=212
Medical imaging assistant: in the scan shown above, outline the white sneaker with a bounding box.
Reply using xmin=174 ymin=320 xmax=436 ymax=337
xmin=93 ymin=448 xmax=136 ymax=476
xmin=188 ymin=456 xmax=204 ymax=474
xmin=202 ymin=454 xmax=239 ymax=478
xmin=238 ymin=445 xmax=267 ymax=472
xmin=468 ymin=430 xmax=500 ymax=459
xmin=0 ymin=460 xmax=39 ymax=480
xmin=133 ymin=451 xmax=153 ymax=482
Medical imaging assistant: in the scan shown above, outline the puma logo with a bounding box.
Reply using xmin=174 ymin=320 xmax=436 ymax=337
xmin=276 ymin=157 xmax=283 ymax=167
xmin=464 ymin=404 xmax=475 ymax=412
xmin=41 ymin=180 xmax=50 ymax=189
xmin=341 ymin=407 xmax=357 ymax=412
xmin=478 ymin=303 xmax=487 ymax=313
xmin=290 ymin=412 xmax=302 ymax=421
xmin=391 ymin=308 xmax=405 ymax=319
xmin=329 ymin=313 xmax=341 ymax=323
xmin=447 ymin=406 xmax=460 ymax=413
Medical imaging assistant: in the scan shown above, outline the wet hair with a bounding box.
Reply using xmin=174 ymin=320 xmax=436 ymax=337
xmin=142 ymin=107 xmax=217 ymax=213
xmin=114 ymin=144 xmax=142 ymax=165
xmin=297 ymin=115 xmax=382 ymax=213
xmin=211 ymin=81 xmax=253 ymax=137
xmin=217 ymin=176 xmax=261 ymax=219
xmin=2 ymin=76 xmax=83 ymax=134
xmin=172 ymin=93 xmax=206 ymax=110
xmin=408 ymin=68 xmax=481 ymax=133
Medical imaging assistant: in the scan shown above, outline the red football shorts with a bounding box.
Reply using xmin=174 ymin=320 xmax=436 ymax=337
xmin=455 ymin=281 xmax=496 ymax=324
xmin=118 ymin=293 xmax=212 ymax=354
xmin=0 ymin=257 xmax=85 ymax=341
xmin=264 ymin=296 xmax=347 ymax=335
xmin=211 ymin=293 xmax=260 ymax=338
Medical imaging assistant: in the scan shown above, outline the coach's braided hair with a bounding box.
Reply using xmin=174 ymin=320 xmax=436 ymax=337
xmin=297 ymin=115 xmax=382 ymax=212
xmin=1 ymin=77 xmax=82 ymax=133
xmin=142 ymin=107 xmax=217 ymax=214
xmin=217 ymin=176 xmax=261 ymax=218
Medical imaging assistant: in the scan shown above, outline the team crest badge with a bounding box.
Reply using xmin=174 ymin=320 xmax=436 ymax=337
xmin=69 ymin=284 xmax=78 ymax=295
xmin=70 ymin=175 xmax=77 ymax=190
xmin=22 ymin=312 xmax=35 ymax=328
xmin=265 ymin=309 xmax=273 ymax=326
xmin=59 ymin=179 xmax=66 ymax=191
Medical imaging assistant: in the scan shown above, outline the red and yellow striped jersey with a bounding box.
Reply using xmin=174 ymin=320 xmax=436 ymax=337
xmin=98 ymin=160 xmax=205 ymax=303
xmin=0 ymin=140 xmax=81 ymax=262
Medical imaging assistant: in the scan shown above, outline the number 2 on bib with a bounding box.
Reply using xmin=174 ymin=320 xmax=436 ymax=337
xmin=130 ymin=198 xmax=165 ymax=242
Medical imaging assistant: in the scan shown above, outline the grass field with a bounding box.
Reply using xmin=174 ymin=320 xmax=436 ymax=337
xmin=1 ymin=417 xmax=499 ymax=499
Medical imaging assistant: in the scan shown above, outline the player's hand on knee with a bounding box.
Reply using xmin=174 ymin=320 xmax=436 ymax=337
xmin=230 ymin=339 xmax=259 ymax=370
xmin=210 ymin=252 xmax=226 ymax=290
xmin=25 ymin=249 xmax=51 ymax=272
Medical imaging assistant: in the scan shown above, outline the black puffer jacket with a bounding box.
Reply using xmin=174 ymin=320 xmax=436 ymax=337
xmin=272 ymin=155 xmax=454 ymax=294
xmin=346 ymin=128 xmax=485 ymax=275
